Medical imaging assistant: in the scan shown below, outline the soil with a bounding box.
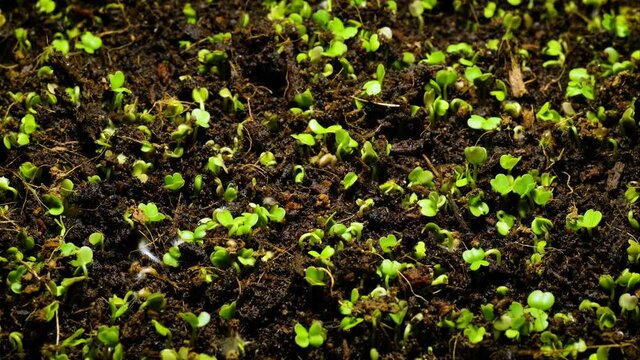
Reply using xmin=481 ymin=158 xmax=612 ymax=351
xmin=1 ymin=0 xmax=640 ymax=359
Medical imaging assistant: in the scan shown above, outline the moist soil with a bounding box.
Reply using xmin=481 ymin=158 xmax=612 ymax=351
xmin=1 ymin=0 xmax=640 ymax=359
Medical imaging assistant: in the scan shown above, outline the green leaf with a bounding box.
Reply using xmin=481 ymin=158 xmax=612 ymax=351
xmin=527 ymin=290 xmax=555 ymax=311
xmin=219 ymin=301 xmax=237 ymax=320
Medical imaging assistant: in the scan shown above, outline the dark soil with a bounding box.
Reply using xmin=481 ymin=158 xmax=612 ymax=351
xmin=1 ymin=0 xmax=640 ymax=359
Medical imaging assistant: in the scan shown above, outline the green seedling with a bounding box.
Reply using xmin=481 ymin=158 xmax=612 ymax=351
xmin=109 ymin=291 xmax=134 ymax=321
xmin=294 ymin=89 xmax=314 ymax=108
xmin=0 ymin=177 xmax=18 ymax=198
xmin=152 ymin=320 xmax=172 ymax=341
xmin=536 ymin=102 xmax=563 ymax=122
xmin=291 ymin=133 xmax=315 ymax=146
xmin=180 ymin=311 xmax=210 ymax=344
xmin=362 ymin=64 xmax=385 ymax=97
xmin=294 ymin=321 xmax=327 ymax=348
xmin=602 ymin=11 xmax=630 ymax=38
xmin=490 ymin=174 xmax=513 ymax=196
xmin=362 ymin=33 xmax=380 ymax=53
xmin=75 ymin=32 xmax=102 ymax=54
xmin=19 ymin=162 xmax=40 ymax=182
xmin=309 ymin=246 xmax=335 ymax=267
xmin=417 ymin=192 xmax=446 ymax=217
xmin=468 ymin=115 xmax=501 ymax=131
xmin=542 ymin=39 xmax=565 ymax=68
xmin=566 ymin=68 xmax=595 ymax=100
xmin=468 ymin=193 xmax=489 ymax=217
xmin=14 ymin=28 xmax=31 ymax=53
xmin=164 ymin=173 xmax=185 ymax=191
xmin=138 ymin=203 xmax=166 ymax=223
xmin=140 ymin=293 xmax=166 ymax=312
xmin=108 ymin=71 xmax=131 ymax=109
xmin=527 ymin=290 xmax=555 ymax=311
xmin=70 ymin=246 xmax=93 ymax=278
xmin=464 ymin=146 xmax=487 ymax=186
xmin=219 ymin=88 xmax=245 ymax=112
xmin=219 ymin=301 xmax=237 ymax=320
xmin=341 ymin=172 xmax=358 ymax=190
xmin=408 ymin=167 xmax=434 ymax=188
xmin=496 ymin=211 xmax=516 ymax=236
xmin=259 ymin=151 xmax=277 ymax=167
xmin=377 ymin=259 xmax=409 ymax=287
xmin=566 ymin=209 xmax=602 ymax=236
xmin=462 ymin=247 xmax=501 ymax=270
xmin=36 ymin=0 xmax=56 ymax=13
xmin=628 ymin=239 xmax=640 ymax=263
xmin=163 ymin=246 xmax=181 ymax=267
xmin=305 ymin=266 xmax=328 ymax=286
xmin=379 ymin=234 xmax=399 ymax=254
xmin=88 ymin=232 xmax=105 ymax=250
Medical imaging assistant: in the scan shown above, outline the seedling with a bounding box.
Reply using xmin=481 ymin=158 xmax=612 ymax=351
xmin=294 ymin=89 xmax=313 ymax=108
xmin=379 ymin=234 xmax=399 ymax=254
xmin=417 ymin=192 xmax=446 ymax=217
xmin=464 ymin=146 xmax=487 ymax=186
xmin=108 ymin=71 xmax=131 ymax=109
xmin=138 ymin=203 xmax=166 ymax=223
xmin=259 ymin=151 xmax=277 ymax=167
xmin=164 ymin=173 xmax=185 ymax=191
xmin=75 ymin=32 xmax=102 ymax=54
xmin=628 ymin=239 xmax=640 ymax=263
xmin=341 ymin=172 xmax=358 ymax=190
xmin=294 ymin=321 xmax=327 ymax=348
xmin=566 ymin=209 xmax=602 ymax=236
xmin=362 ymin=64 xmax=385 ymax=97
xmin=408 ymin=167 xmax=434 ymax=188
xmin=309 ymin=246 xmax=335 ymax=267
xmin=151 ymin=320 xmax=172 ymax=341
xmin=163 ymin=246 xmax=181 ymax=267
xmin=542 ymin=39 xmax=565 ymax=68
xmin=179 ymin=311 xmax=210 ymax=344
xmin=305 ymin=266 xmax=328 ymax=286
xmin=219 ymin=301 xmax=237 ymax=320
xmin=0 ymin=177 xmax=18 ymax=198
xmin=468 ymin=193 xmax=489 ymax=217
xmin=70 ymin=246 xmax=94 ymax=278
xmin=566 ymin=68 xmax=595 ymax=100
xmin=527 ymin=290 xmax=555 ymax=311
xmin=467 ymin=115 xmax=501 ymax=131
xmin=88 ymin=232 xmax=105 ymax=250
xmin=462 ymin=247 xmax=501 ymax=270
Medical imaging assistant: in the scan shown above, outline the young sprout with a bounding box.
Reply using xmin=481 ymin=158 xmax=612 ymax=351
xmin=408 ymin=167 xmax=434 ymax=188
xmin=379 ymin=234 xmax=399 ymax=254
xmin=527 ymin=290 xmax=555 ymax=311
xmin=628 ymin=239 xmax=640 ymax=263
xmin=294 ymin=89 xmax=314 ymax=108
xmin=219 ymin=301 xmax=237 ymax=320
xmin=566 ymin=68 xmax=595 ymax=100
xmin=75 ymin=32 xmax=102 ymax=54
xmin=566 ymin=209 xmax=602 ymax=236
xmin=0 ymin=177 xmax=18 ymax=198
xmin=464 ymin=146 xmax=488 ymax=186
xmin=138 ymin=203 xmax=167 ymax=223
xmin=362 ymin=64 xmax=386 ymax=97
xmin=88 ymin=232 xmax=105 ymax=250
xmin=417 ymin=192 xmax=446 ymax=217
xmin=305 ymin=266 xmax=327 ymax=286
xmin=294 ymin=321 xmax=327 ymax=348
xmin=70 ymin=246 xmax=94 ymax=278
xmin=341 ymin=172 xmax=358 ymax=190
xmin=462 ymin=247 xmax=501 ymax=270
xmin=467 ymin=115 xmax=501 ymax=131
xmin=179 ymin=311 xmax=210 ymax=344
xmin=259 ymin=151 xmax=277 ymax=167
xmin=164 ymin=173 xmax=185 ymax=191
xmin=468 ymin=193 xmax=489 ymax=217
xmin=309 ymin=246 xmax=335 ymax=267
xmin=151 ymin=320 xmax=172 ymax=341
